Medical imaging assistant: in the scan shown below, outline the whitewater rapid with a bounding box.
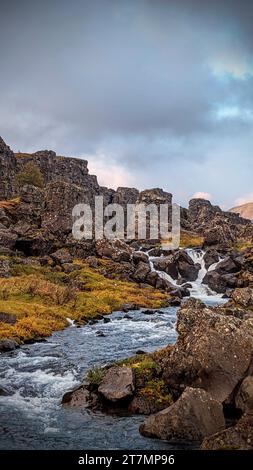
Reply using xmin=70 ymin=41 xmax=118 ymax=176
xmin=0 ymin=248 xmax=226 ymax=450
xmin=148 ymin=248 xmax=226 ymax=305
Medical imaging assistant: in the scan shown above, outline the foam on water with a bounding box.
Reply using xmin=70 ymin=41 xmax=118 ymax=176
xmin=0 ymin=248 xmax=227 ymax=449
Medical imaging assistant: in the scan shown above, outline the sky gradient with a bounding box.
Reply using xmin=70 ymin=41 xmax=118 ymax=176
xmin=0 ymin=0 xmax=253 ymax=208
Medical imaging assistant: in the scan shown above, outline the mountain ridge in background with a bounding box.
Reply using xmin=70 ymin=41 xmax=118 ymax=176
xmin=230 ymin=202 xmax=253 ymax=221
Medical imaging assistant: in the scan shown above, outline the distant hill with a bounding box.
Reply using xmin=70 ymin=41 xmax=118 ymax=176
xmin=230 ymin=202 xmax=253 ymax=221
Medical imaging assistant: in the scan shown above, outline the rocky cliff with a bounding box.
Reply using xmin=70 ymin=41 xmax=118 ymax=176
xmin=0 ymin=136 xmax=252 ymax=257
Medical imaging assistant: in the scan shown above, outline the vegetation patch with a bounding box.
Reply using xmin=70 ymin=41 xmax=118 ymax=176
xmin=179 ymin=231 xmax=204 ymax=248
xmin=0 ymin=197 xmax=21 ymax=210
xmin=15 ymin=162 xmax=44 ymax=188
xmin=85 ymin=346 xmax=174 ymax=414
xmin=0 ymin=258 xmax=167 ymax=343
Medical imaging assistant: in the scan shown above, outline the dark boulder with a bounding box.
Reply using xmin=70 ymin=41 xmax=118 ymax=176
xmin=132 ymin=251 xmax=149 ymax=265
xmin=0 ymin=339 xmax=18 ymax=352
xmin=203 ymin=270 xmax=227 ymax=293
xmin=98 ymin=366 xmax=135 ymax=402
xmin=162 ymin=298 xmax=253 ymax=403
xmin=215 ymin=256 xmax=240 ymax=275
xmin=201 ymin=414 xmax=253 ymax=450
xmin=140 ymin=387 xmax=225 ymax=441
xmin=152 ymin=256 xmax=178 ymax=279
xmin=96 ymin=239 xmax=133 ymax=263
xmin=203 ymin=249 xmax=219 ymax=269
xmin=51 ymin=248 xmax=73 ymax=265
xmin=132 ymin=261 xmax=151 ymax=283
xmin=235 ymin=376 xmax=253 ymax=413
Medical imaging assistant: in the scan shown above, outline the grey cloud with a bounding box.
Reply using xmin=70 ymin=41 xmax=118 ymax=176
xmin=0 ymin=0 xmax=253 ymax=207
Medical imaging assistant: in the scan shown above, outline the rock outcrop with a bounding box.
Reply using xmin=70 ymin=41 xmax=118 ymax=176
xmin=201 ymin=414 xmax=253 ymax=450
xmin=0 ymin=137 xmax=17 ymax=200
xmin=140 ymin=387 xmax=225 ymax=441
xmin=98 ymin=367 xmax=135 ymax=402
xmin=162 ymin=298 xmax=253 ymax=403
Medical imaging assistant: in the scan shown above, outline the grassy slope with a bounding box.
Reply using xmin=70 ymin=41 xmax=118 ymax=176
xmin=0 ymin=258 xmax=167 ymax=343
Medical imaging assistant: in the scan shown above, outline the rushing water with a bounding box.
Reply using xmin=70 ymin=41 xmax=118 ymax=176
xmin=0 ymin=308 xmax=180 ymax=450
xmin=0 ymin=249 xmax=226 ymax=450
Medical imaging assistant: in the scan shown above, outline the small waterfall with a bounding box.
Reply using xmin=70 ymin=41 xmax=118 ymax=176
xmin=185 ymin=249 xmax=224 ymax=303
xmin=146 ymin=248 xmax=225 ymax=304
xmin=149 ymin=255 xmax=179 ymax=288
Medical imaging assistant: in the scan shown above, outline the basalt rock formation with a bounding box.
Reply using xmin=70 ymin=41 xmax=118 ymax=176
xmin=0 ymin=137 xmax=252 ymax=254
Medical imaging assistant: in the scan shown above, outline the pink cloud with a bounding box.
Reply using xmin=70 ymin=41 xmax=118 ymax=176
xmin=191 ymin=191 xmax=213 ymax=201
xmin=86 ymin=152 xmax=136 ymax=189
xmin=234 ymin=192 xmax=253 ymax=206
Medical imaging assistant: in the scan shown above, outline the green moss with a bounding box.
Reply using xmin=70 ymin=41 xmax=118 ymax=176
xmin=15 ymin=162 xmax=44 ymax=188
xmin=87 ymin=367 xmax=107 ymax=386
xmin=139 ymin=378 xmax=173 ymax=408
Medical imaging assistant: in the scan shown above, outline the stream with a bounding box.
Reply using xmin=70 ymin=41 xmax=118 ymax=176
xmin=0 ymin=250 xmax=226 ymax=450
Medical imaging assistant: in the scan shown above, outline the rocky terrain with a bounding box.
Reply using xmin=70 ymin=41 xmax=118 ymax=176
xmin=1 ymin=135 xmax=253 ymax=450
xmin=66 ymin=290 xmax=253 ymax=449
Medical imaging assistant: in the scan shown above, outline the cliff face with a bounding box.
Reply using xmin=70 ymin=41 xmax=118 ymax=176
xmin=0 ymin=136 xmax=252 ymax=256
xmin=15 ymin=150 xmax=100 ymax=194
xmin=0 ymin=137 xmax=17 ymax=200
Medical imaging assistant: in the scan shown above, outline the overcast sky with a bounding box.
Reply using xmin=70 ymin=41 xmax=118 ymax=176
xmin=1 ymin=0 xmax=253 ymax=208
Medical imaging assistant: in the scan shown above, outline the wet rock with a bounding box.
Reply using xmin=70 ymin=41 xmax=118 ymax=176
xmin=203 ymin=270 xmax=227 ymax=293
xmin=140 ymin=387 xmax=225 ymax=441
xmin=155 ymin=276 xmax=174 ymax=291
xmin=215 ymin=257 xmax=240 ymax=275
xmin=0 ymin=385 xmax=10 ymax=396
xmin=95 ymin=331 xmax=106 ymax=337
xmin=136 ymin=350 xmax=146 ymax=355
xmin=123 ymin=314 xmax=133 ymax=320
xmin=203 ymin=249 xmax=219 ymax=269
xmin=103 ymin=317 xmax=111 ymax=323
xmin=201 ymin=414 xmax=253 ymax=450
xmin=62 ymin=385 xmax=97 ymax=408
xmin=152 ymin=256 xmax=178 ymax=280
xmin=163 ymin=298 xmax=253 ymax=403
xmin=176 ymin=251 xmax=200 ymax=282
xmin=98 ymin=366 xmax=135 ymax=402
xmin=235 ymin=376 xmax=253 ymax=413
xmin=122 ymin=303 xmax=139 ymax=312
xmin=179 ymin=286 xmax=190 ymax=297
xmin=143 ymin=309 xmax=155 ymax=315
xmin=0 ymin=339 xmax=18 ymax=352
xmin=145 ymin=271 xmax=160 ymax=287
xmin=168 ymin=297 xmax=181 ymax=306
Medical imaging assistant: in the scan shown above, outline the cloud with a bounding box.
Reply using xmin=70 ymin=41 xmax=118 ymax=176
xmin=234 ymin=193 xmax=253 ymax=206
xmin=87 ymin=152 xmax=136 ymax=189
xmin=0 ymin=0 xmax=253 ymax=208
xmin=191 ymin=192 xmax=213 ymax=201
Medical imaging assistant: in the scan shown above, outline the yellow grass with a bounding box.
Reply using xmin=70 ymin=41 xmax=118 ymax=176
xmin=0 ymin=197 xmax=21 ymax=209
xmin=0 ymin=260 xmax=167 ymax=343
